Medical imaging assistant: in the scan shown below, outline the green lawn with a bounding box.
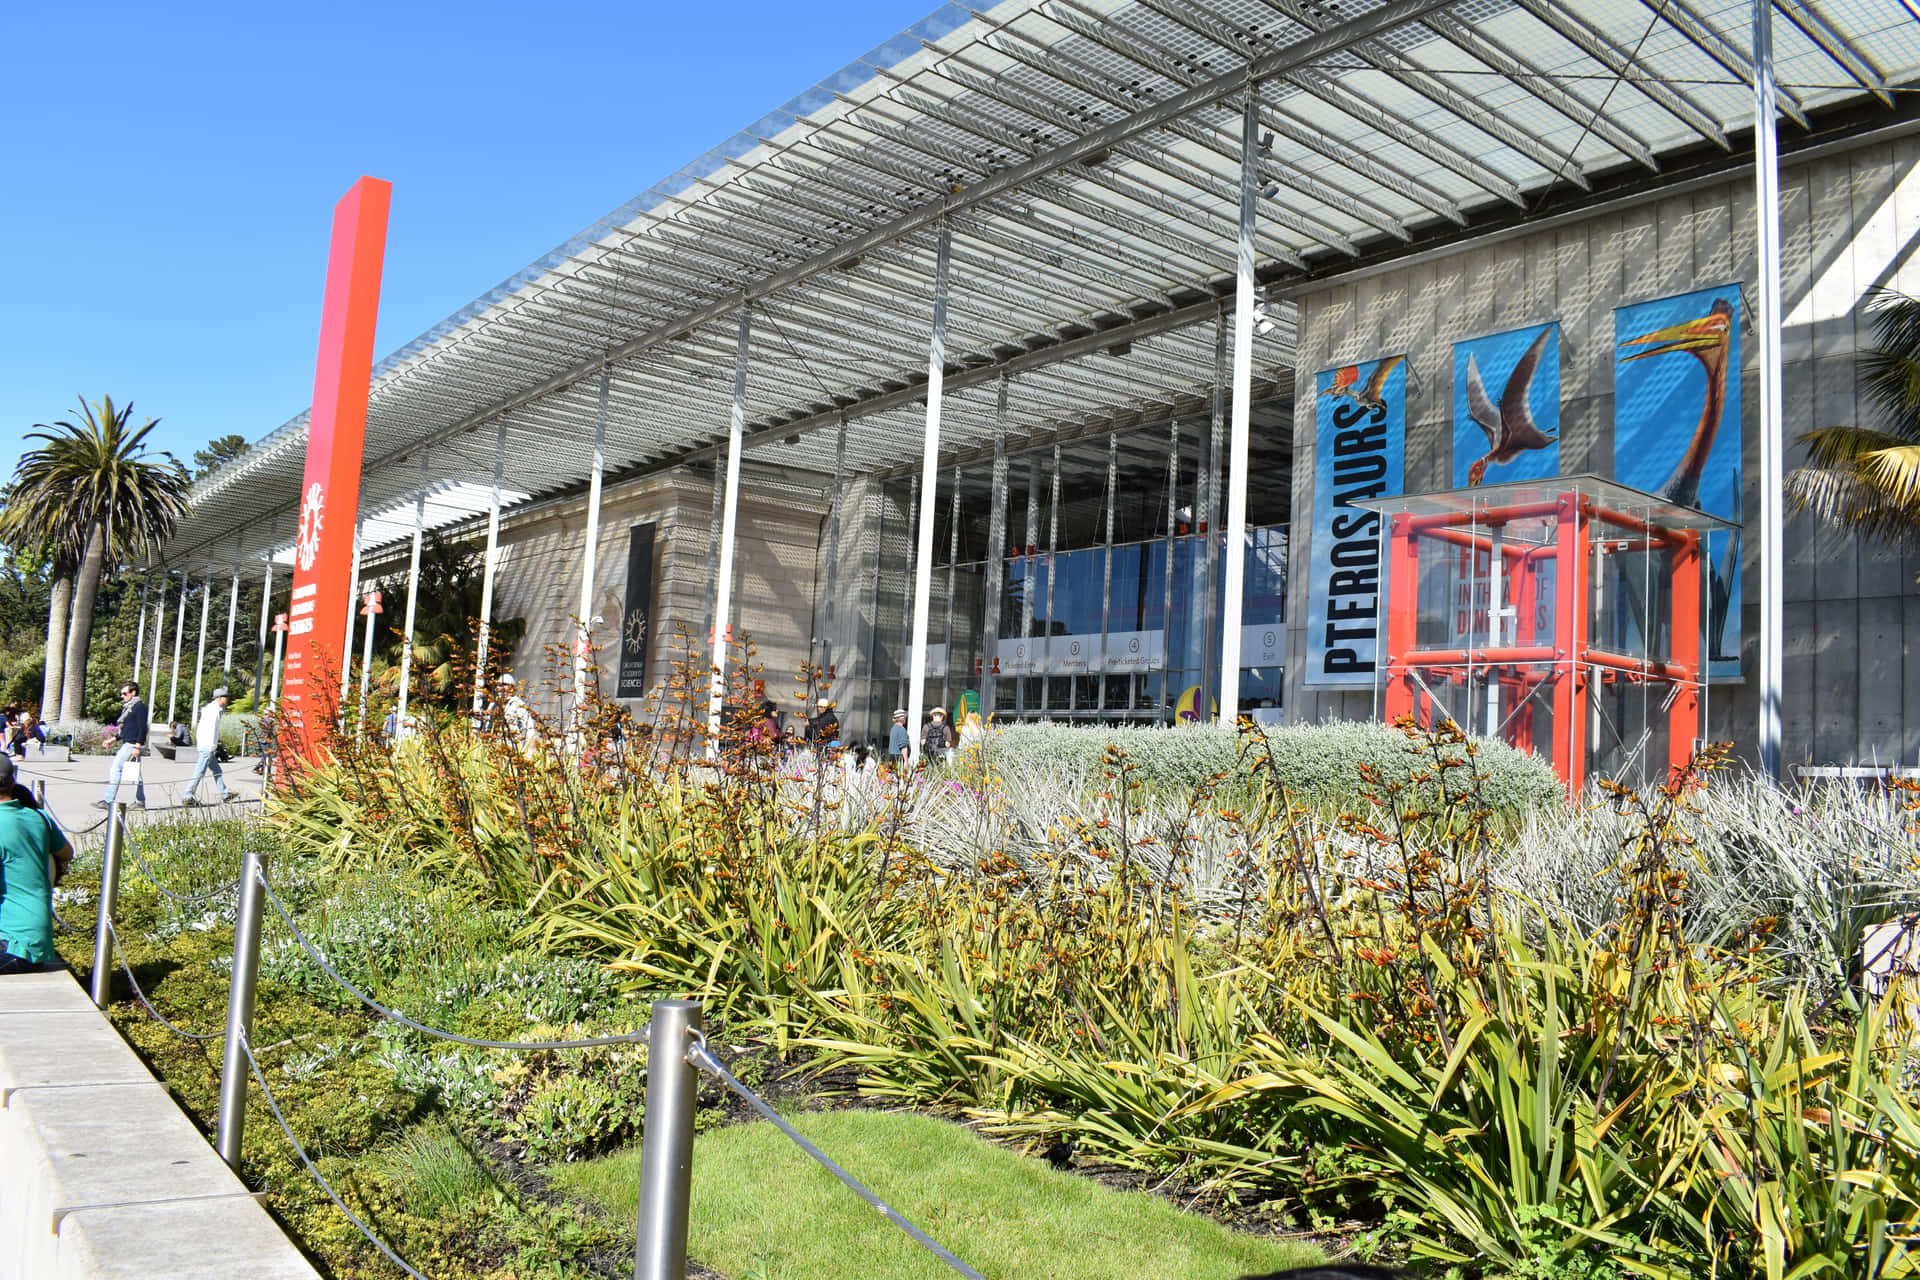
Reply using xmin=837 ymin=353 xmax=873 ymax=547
xmin=550 ymin=1109 xmax=1321 ymax=1280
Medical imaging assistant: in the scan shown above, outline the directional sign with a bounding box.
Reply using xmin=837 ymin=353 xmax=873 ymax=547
xmin=361 ymin=590 xmax=383 ymax=616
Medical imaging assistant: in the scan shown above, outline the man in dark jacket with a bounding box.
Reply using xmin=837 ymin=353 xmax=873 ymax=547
xmin=805 ymin=698 xmax=840 ymax=748
xmin=96 ymin=681 xmax=148 ymax=810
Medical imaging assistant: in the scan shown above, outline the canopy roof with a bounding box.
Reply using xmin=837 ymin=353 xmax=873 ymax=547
xmin=162 ymin=0 xmax=1920 ymax=570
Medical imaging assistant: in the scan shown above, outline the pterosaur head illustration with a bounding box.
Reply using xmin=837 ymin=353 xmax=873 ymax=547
xmin=1464 ymin=327 xmax=1557 ymax=487
xmin=1323 ymin=354 xmax=1405 ymax=413
xmin=1617 ymin=297 xmax=1733 ymax=509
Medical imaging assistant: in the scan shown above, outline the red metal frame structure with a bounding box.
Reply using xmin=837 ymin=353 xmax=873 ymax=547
xmin=1365 ymin=476 xmax=1731 ymax=797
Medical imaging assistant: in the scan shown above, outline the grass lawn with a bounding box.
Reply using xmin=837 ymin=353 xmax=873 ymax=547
xmin=551 ymin=1108 xmax=1322 ymax=1280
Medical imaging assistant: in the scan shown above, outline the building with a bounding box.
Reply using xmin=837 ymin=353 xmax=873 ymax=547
xmin=155 ymin=0 xmax=1920 ymax=773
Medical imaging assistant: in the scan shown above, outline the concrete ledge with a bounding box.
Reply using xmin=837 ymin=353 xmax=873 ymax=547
xmin=0 ymin=970 xmax=319 ymax=1280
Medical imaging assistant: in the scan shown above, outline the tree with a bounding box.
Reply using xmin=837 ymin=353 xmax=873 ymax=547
xmin=371 ymin=532 xmax=525 ymax=707
xmin=1787 ymin=287 xmax=1920 ymax=543
xmin=0 ymin=398 xmax=192 ymax=721
xmin=192 ymin=433 xmax=249 ymax=478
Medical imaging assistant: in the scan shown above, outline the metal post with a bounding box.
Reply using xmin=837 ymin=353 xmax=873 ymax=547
xmin=252 ymin=561 xmax=272 ymax=710
xmin=1099 ymin=432 xmax=1117 ymax=712
xmin=358 ymin=587 xmax=377 ymax=734
xmin=270 ymin=624 xmax=286 ymax=708
xmin=1203 ymin=310 xmax=1227 ymax=716
xmin=1163 ymin=416 xmax=1178 ymax=718
xmin=396 ymin=453 xmax=428 ymax=733
xmin=1018 ymin=459 xmax=1037 ymax=715
xmin=633 ymin=999 xmax=704 ymax=1280
xmin=148 ymin=578 xmax=167 ymax=710
xmin=216 ymin=848 xmax=269 ymax=1168
xmin=823 ymin=416 xmax=846 ymax=684
xmin=709 ymin=312 xmax=751 ymax=740
xmin=1754 ymin=0 xmax=1785 ymax=782
xmin=167 ymin=577 xmax=188 ymax=724
xmin=1486 ymin=524 xmax=1505 ymax=737
xmin=339 ymin=518 xmax=363 ymax=725
xmin=982 ymin=378 xmax=1008 ymax=717
xmin=1219 ymin=87 xmax=1261 ymax=726
xmin=905 ymin=222 xmax=954 ymax=745
xmin=1044 ymin=445 xmax=1061 ymax=706
xmin=222 ymin=553 xmax=241 ymax=678
xmin=131 ymin=578 xmax=148 ymax=677
xmin=944 ymin=465 xmax=961 ymax=708
xmin=576 ymin=372 xmax=611 ymax=720
xmin=474 ymin=417 xmax=507 ymax=714
xmin=191 ymin=571 xmax=212 ymax=717
xmin=88 ymin=809 xmax=127 ymax=1008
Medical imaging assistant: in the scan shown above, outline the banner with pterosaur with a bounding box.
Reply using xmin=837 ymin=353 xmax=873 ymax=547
xmin=1306 ymin=354 xmax=1407 ymax=687
xmin=1614 ymin=284 xmax=1743 ymax=680
xmin=1451 ymin=322 xmax=1561 ymax=487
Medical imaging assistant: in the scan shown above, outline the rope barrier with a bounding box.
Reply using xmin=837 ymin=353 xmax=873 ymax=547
xmin=684 ymin=1028 xmax=988 ymax=1280
xmin=238 ymin=1033 xmax=432 ymax=1280
xmin=256 ymin=873 xmax=650 ymax=1051
xmin=102 ymin=916 xmax=223 ymax=1042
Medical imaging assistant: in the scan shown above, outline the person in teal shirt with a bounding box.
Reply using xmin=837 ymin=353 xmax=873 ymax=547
xmin=0 ymin=755 xmax=70 ymax=973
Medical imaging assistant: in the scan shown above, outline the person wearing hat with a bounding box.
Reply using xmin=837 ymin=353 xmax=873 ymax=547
xmin=500 ymin=673 xmax=536 ymax=746
xmin=887 ymin=708 xmax=912 ymax=763
xmin=183 ymin=686 xmax=238 ymax=806
xmin=921 ymin=706 xmax=955 ymax=766
xmin=0 ymin=754 xmax=70 ymax=974
xmin=805 ymin=697 xmax=840 ymax=750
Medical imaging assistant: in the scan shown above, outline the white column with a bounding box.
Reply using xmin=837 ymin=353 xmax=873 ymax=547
xmin=222 ymin=558 xmax=241 ymax=677
xmin=473 ymin=416 xmax=507 ymax=713
xmin=252 ymin=561 xmax=273 ymax=710
xmin=708 ymin=312 xmax=752 ymax=739
xmin=1218 ymin=89 xmax=1261 ymax=726
xmin=1754 ymin=0 xmax=1785 ymax=782
xmin=191 ymin=570 xmax=212 ymax=714
xmin=131 ymin=578 xmax=149 ymax=677
xmin=338 ymin=518 xmax=363 ymax=725
xmin=148 ymin=579 xmax=167 ymax=709
xmin=396 ymin=453 xmax=428 ymax=732
xmin=574 ymin=371 xmax=611 ymax=719
xmin=358 ymin=585 xmax=377 ymax=734
xmin=166 ymin=576 xmax=188 ymax=723
xmin=982 ymin=379 xmax=1009 ymax=717
xmin=269 ymin=624 xmax=287 ymax=708
xmin=904 ymin=223 xmax=954 ymax=743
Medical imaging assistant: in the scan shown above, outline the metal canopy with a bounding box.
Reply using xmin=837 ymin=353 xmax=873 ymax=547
xmin=163 ymin=0 xmax=1920 ymax=569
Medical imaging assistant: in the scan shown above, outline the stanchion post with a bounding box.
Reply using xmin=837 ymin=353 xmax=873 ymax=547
xmin=217 ymin=848 xmax=269 ymax=1168
xmin=634 ymin=999 xmax=703 ymax=1280
xmin=89 ymin=809 xmax=126 ymax=1008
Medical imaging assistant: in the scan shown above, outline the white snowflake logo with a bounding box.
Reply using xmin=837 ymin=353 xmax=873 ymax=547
xmin=295 ymin=483 xmax=326 ymax=572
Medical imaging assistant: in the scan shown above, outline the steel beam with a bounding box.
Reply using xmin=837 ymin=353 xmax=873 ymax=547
xmin=904 ymin=223 xmax=953 ymax=746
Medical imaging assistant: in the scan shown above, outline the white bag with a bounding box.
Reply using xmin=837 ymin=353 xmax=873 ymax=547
xmin=121 ymin=759 xmax=142 ymax=788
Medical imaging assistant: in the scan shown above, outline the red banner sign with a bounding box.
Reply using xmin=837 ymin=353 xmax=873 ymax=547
xmin=281 ymin=176 xmax=392 ymax=759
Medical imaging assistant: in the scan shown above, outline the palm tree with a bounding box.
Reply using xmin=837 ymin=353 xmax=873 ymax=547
xmin=1787 ymin=287 xmax=1920 ymax=543
xmin=0 ymin=398 xmax=192 ymax=721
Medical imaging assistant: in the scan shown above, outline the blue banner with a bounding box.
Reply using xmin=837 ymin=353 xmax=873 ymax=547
xmin=1614 ymin=285 xmax=1742 ymax=679
xmin=1452 ymin=322 xmax=1560 ymax=487
xmin=1306 ymin=355 xmax=1407 ymax=686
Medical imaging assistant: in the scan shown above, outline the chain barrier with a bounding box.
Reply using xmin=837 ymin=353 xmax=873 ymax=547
xmin=101 ymin=916 xmax=223 ymax=1042
xmin=684 ymin=1028 xmax=988 ymax=1280
xmin=237 ymin=1032 xmax=432 ymax=1280
xmin=122 ymin=836 xmax=241 ymax=907
xmin=256 ymin=871 xmax=651 ymax=1051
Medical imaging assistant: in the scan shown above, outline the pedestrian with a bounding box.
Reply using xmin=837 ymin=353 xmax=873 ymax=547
xmin=0 ymin=754 xmax=71 ymax=974
xmin=95 ymin=680 xmax=149 ymax=811
xmin=500 ymin=674 xmax=535 ymax=746
xmin=920 ymin=707 xmax=955 ymax=765
xmin=806 ymin=697 xmax=840 ymax=749
xmin=887 ymin=708 xmax=912 ymax=764
xmin=183 ymin=687 xmax=237 ymax=806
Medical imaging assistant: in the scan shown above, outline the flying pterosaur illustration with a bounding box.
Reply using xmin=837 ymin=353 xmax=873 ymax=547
xmin=1616 ymin=297 xmax=1733 ymax=510
xmin=1463 ymin=327 xmax=1557 ymax=486
xmin=1324 ymin=354 xmax=1406 ymax=413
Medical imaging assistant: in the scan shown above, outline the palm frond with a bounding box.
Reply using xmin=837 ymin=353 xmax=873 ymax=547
xmin=1859 ymin=442 xmax=1920 ymax=510
xmin=1784 ymin=465 xmax=1920 ymax=543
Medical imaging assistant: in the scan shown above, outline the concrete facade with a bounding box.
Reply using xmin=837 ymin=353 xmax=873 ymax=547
xmin=1286 ymin=132 xmax=1920 ymax=769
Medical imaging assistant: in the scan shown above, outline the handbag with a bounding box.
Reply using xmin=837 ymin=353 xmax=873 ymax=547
xmin=122 ymin=759 xmax=143 ymax=788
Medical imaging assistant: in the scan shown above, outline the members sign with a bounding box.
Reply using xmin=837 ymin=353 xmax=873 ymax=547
xmin=1305 ymin=355 xmax=1406 ymax=686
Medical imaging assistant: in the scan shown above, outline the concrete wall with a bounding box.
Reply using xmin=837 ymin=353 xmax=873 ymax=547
xmin=0 ymin=970 xmax=317 ymax=1279
xmin=1286 ymin=134 xmax=1920 ymax=768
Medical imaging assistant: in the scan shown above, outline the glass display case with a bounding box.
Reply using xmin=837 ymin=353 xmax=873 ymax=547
xmin=1358 ymin=476 xmax=1737 ymax=795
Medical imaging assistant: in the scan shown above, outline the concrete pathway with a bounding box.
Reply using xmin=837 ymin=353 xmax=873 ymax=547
xmin=11 ymin=750 xmax=268 ymax=838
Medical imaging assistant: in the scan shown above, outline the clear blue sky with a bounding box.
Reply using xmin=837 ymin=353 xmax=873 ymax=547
xmin=1 ymin=0 xmax=940 ymax=475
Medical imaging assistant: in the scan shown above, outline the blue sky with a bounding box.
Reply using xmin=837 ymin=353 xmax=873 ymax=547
xmin=1 ymin=0 xmax=939 ymax=476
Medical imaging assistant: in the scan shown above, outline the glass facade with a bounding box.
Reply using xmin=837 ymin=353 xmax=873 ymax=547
xmin=864 ymin=398 xmax=1292 ymax=727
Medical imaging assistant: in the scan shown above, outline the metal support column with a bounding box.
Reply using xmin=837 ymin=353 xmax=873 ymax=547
xmin=1044 ymin=445 xmax=1061 ymax=704
xmin=1019 ymin=458 xmax=1039 ymax=714
xmin=576 ymin=371 xmax=611 ymax=719
xmin=1099 ymin=432 xmax=1117 ymax=711
xmin=222 ymin=551 xmax=241 ymax=678
xmin=1202 ymin=310 xmax=1227 ymax=715
xmin=339 ymin=518 xmax=364 ymax=725
xmin=1219 ymin=87 xmax=1262 ymax=726
xmin=905 ymin=222 xmax=954 ymax=744
xmin=943 ymin=464 xmax=961 ymax=709
xmin=89 ymin=810 xmax=126 ymax=1008
xmin=1754 ymin=0 xmax=1785 ymax=782
xmin=253 ymin=561 xmax=272 ymax=710
xmin=166 ymin=575 xmax=188 ymax=723
xmin=1163 ymin=417 xmax=1179 ymax=717
xmin=131 ymin=578 xmax=148 ymax=677
xmin=632 ymin=999 xmax=704 ymax=1280
xmin=709 ymin=311 xmax=751 ymax=739
xmin=982 ymin=378 xmax=1008 ymax=717
xmin=148 ymin=578 xmax=167 ymax=710
xmin=822 ymin=416 xmax=846 ymax=687
xmin=474 ymin=417 xmax=507 ymax=712
xmin=191 ymin=570 xmax=212 ymax=716
xmin=396 ymin=453 xmax=428 ymax=733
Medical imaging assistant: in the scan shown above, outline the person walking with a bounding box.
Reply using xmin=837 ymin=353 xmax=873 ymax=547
xmin=183 ymin=687 xmax=237 ymax=806
xmin=0 ymin=755 xmax=71 ymax=974
xmin=887 ymin=708 xmax=912 ymax=764
xmin=96 ymin=681 xmax=148 ymax=810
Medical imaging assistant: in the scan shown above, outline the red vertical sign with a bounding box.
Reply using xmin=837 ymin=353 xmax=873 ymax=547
xmin=281 ymin=176 xmax=392 ymax=759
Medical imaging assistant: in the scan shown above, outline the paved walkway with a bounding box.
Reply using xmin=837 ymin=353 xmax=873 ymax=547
xmin=11 ymin=750 xmax=268 ymax=837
